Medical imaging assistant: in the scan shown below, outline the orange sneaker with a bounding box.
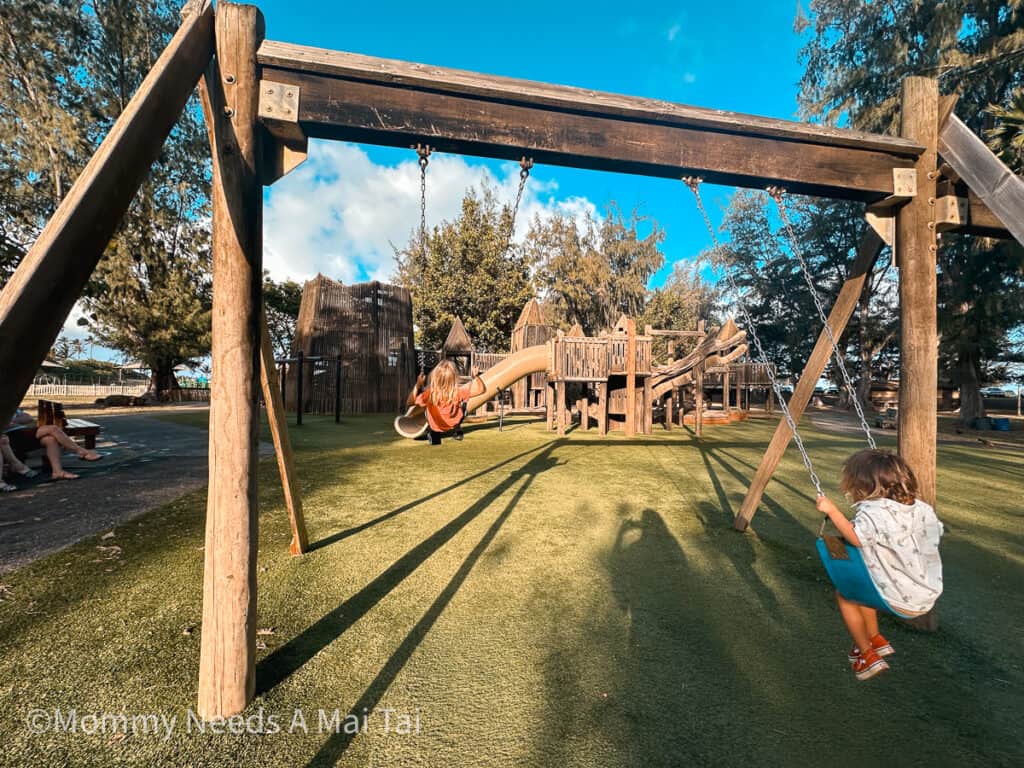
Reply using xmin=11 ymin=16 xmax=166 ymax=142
xmin=848 ymin=634 xmax=895 ymax=663
xmin=851 ymin=648 xmax=890 ymax=681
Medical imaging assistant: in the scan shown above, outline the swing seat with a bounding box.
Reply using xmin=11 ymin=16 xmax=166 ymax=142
xmin=816 ymin=536 xmax=913 ymax=618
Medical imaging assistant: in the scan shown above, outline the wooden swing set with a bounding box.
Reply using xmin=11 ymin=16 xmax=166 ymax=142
xmin=1 ymin=0 xmax=1022 ymax=719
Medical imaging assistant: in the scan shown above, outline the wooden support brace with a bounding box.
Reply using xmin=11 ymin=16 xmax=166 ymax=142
xmin=733 ymin=229 xmax=884 ymax=531
xmin=0 ymin=0 xmax=215 ymax=427
xmin=597 ymin=382 xmax=608 ymax=436
xmin=259 ymin=312 xmax=308 ymax=555
xmin=643 ymin=377 xmax=653 ymax=435
xmin=556 ymin=381 xmax=566 ymax=436
xmin=197 ymin=1 xmax=265 ymax=721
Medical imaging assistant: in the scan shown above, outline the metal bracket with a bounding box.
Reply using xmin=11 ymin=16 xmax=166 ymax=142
xmin=258 ymin=80 xmax=300 ymax=123
xmin=866 ymin=168 xmax=918 ymax=216
xmin=934 ymin=195 xmax=968 ymax=232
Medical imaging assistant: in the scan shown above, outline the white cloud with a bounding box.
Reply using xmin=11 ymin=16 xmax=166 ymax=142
xmin=666 ymin=23 xmax=681 ymax=42
xmin=262 ymin=141 xmax=600 ymax=285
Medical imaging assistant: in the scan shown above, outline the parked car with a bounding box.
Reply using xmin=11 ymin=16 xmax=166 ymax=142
xmin=825 ymin=386 xmax=840 ymax=396
xmin=980 ymin=386 xmax=1009 ymax=397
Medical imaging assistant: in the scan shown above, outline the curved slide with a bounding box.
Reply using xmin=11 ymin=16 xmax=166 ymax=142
xmin=394 ymin=345 xmax=549 ymax=438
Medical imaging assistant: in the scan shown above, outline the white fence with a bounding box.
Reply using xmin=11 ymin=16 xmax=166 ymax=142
xmin=26 ymin=382 xmax=149 ymax=398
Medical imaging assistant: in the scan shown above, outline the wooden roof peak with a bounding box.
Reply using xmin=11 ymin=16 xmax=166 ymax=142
xmin=443 ymin=316 xmax=474 ymax=354
xmin=514 ymin=298 xmax=547 ymax=329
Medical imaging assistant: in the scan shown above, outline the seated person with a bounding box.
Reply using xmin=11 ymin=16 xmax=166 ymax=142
xmin=407 ymin=361 xmax=485 ymax=445
xmin=5 ymin=407 xmax=101 ymax=481
xmin=0 ymin=434 xmax=38 ymax=492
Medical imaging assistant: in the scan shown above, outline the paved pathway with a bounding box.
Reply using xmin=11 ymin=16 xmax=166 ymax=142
xmin=0 ymin=411 xmax=271 ymax=573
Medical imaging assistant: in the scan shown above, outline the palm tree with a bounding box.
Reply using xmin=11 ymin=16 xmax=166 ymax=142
xmin=985 ymin=91 xmax=1024 ymax=174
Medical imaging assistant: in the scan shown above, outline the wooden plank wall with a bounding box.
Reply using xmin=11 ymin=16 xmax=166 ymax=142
xmin=290 ymin=276 xmax=415 ymax=413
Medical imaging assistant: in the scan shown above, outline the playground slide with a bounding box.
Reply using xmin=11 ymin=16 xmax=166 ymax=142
xmin=394 ymin=344 xmax=549 ymax=438
xmin=650 ymin=320 xmax=747 ymax=398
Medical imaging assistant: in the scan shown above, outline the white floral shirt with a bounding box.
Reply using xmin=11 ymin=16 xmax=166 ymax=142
xmin=852 ymin=498 xmax=944 ymax=614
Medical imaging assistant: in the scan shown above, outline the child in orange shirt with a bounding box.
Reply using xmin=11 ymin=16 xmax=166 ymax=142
xmin=408 ymin=360 xmax=485 ymax=445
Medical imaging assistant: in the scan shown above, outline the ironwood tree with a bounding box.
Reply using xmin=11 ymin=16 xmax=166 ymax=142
xmin=396 ymin=184 xmax=536 ymax=352
xmin=528 ymin=203 xmax=665 ymax=335
xmin=263 ymin=273 xmax=304 ymax=359
xmin=641 ymin=260 xmax=720 ymax=363
xmin=797 ymin=0 xmax=1024 ymax=421
xmin=0 ymin=0 xmax=213 ymax=397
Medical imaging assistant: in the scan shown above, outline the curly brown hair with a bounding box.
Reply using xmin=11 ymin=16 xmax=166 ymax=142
xmin=840 ymin=449 xmax=919 ymax=505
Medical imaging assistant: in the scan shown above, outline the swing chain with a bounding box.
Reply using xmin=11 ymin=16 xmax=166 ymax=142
xmin=504 ymin=157 xmax=533 ymax=254
xmin=766 ymin=187 xmax=876 ymax=450
xmin=414 ymin=144 xmax=433 ymax=256
xmin=684 ymin=178 xmax=825 ymax=498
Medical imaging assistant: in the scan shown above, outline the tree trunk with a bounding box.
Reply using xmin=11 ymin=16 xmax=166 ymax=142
xmin=957 ymin=349 xmax=985 ymax=424
xmin=148 ymin=361 xmax=181 ymax=399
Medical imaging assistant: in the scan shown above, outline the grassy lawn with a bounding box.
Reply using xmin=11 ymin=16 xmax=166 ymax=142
xmin=0 ymin=413 xmax=1020 ymax=766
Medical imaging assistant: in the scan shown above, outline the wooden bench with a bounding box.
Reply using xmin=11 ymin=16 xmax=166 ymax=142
xmin=38 ymin=400 xmax=102 ymax=449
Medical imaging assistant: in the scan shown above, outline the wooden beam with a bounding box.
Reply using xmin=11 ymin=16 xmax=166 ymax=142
xmin=897 ymin=78 xmax=939 ymax=507
xmin=257 ymin=43 xmax=921 ymax=200
xmin=938 ymin=112 xmax=1024 ymax=246
xmin=197 ymin=1 xmax=265 ymax=721
xmin=734 ymin=230 xmax=883 ymax=531
xmin=695 ymin=367 xmax=704 ymax=439
xmin=0 ymin=0 xmax=215 ymax=427
xmin=259 ymin=312 xmax=308 ymax=555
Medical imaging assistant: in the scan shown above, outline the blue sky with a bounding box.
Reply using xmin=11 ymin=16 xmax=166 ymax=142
xmin=68 ymin=1 xmax=812 ymax=361
xmin=260 ymin=0 xmax=809 ymax=288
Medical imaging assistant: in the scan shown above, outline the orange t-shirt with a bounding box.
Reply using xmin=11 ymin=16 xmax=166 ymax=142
xmin=415 ymin=385 xmax=471 ymax=432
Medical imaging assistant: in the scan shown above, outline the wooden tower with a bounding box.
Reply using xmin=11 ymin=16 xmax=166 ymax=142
xmin=510 ymin=298 xmax=553 ymax=408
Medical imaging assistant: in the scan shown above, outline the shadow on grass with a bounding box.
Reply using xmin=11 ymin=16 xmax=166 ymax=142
xmin=307 ymin=442 xmax=553 ymax=551
xmin=302 ymin=446 xmax=561 ymax=766
xmin=257 ymin=443 xmax=562 ymax=699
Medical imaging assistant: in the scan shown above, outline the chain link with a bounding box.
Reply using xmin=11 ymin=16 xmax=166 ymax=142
xmin=503 ymin=157 xmax=533 ymax=254
xmin=766 ymin=188 xmax=876 ymax=449
xmin=683 ymin=177 xmax=825 ymax=497
xmin=414 ymin=144 xmax=432 ymax=257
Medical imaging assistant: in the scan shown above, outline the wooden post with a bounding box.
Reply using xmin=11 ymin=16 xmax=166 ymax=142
xmin=197 ymin=1 xmax=265 ymax=721
xmin=664 ymin=392 xmax=674 ymax=431
xmin=578 ymin=396 xmax=588 ymax=430
xmin=733 ymin=231 xmax=883 ymax=530
xmin=295 ymin=350 xmax=304 ymax=426
xmin=597 ymin=382 xmax=608 ymax=436
xmin=896 ymin=77 xmax=939 ymax=507
xmin=0 ymin=0 xmax=214 ymax=427
xmin=561 ymin=380 xmax=569 ymax=436
xmin=695 ymin=366 xmax=704 ymax=439
xmin=259 ymin=313 xmax=308 ymax=556
xmin=335 ymin=356 xmax=343 ymax=424
xmin=625 ymin=318 xmax=637 ymax=437
xmin=723 ymin=369 xmax=731 ymax=414
xmin=643 ymin=377 xmax=653 ymax=435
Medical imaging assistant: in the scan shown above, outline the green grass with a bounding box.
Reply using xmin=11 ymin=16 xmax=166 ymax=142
xmin=0 ymin=413 xmax=1021 ymax=767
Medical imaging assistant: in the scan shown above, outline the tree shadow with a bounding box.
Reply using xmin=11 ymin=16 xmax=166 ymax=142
xmin=302 ymin=448 xmax=561 ymax=766
xmin=256 ymin=445 xmax=561 ymax=697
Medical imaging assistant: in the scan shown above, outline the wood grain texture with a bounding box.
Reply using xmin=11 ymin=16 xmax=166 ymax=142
xmin=733 ymin=231 xmax=883 ymax=531
xmin=258 ymin=68 xmax=916 ymax=200
xmin=259 ymin=312 xmax=308 ymax=556
xmin=896 ymin=78 xmax=939 ymax=508
xmin=0 ymin=0 xmax=214 ymax=427
xmin=938 ymin=113 xmax=1024 ymax=246
xmin=257 ymin=42 xmax=922 ymax=156
xmin=197 ymin=1 xmax=265 ymax=721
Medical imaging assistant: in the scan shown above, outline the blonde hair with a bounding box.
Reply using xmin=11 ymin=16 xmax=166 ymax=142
xmin=840 ymin=449 xmax=919 ymax=506
xmin=428 ymin=360 xmax=460 ymax=405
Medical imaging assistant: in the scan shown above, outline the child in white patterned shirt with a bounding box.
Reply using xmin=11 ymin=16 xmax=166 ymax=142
xmin=816 ymin=449 xmax=944 ymax=681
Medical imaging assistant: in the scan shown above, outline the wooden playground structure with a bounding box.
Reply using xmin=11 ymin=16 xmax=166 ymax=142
xmin=1 ymin=0 xmax=1023 ymax=719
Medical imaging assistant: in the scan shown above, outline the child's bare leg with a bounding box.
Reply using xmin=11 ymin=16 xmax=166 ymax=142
xmin=836 ymin=591 xmax=872 ymax=652
xmin=858 ymin=605 xmax=880 ymax=639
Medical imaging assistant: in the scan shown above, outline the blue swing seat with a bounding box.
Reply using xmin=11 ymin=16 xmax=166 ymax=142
xmin=815 ymin=537 xmax=913 ymax=619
